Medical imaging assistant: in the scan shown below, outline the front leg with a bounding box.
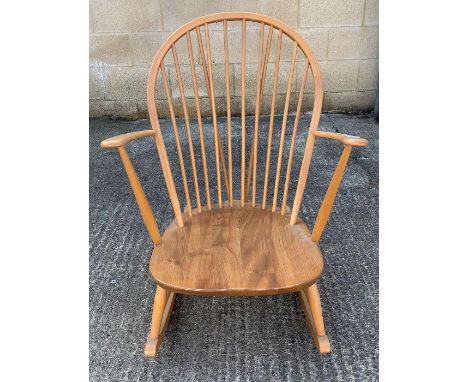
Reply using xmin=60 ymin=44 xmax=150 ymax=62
xmin=144 ymin=286 xmax=176 ymax=357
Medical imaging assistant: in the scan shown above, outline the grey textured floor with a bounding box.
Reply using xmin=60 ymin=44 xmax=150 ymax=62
xmin=90 ymin=113 xmax=379 ymax=381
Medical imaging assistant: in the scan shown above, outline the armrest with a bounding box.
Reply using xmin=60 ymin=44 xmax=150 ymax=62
xmin=100 ymin=129 xmax=161 ymax=244
xmin=310 ymin=131 xmax=368 ymax=242
xmin=313 ymin=131 xmax=368 ymax=147
xmin=100 ymin=130 xmax=157 ymax=149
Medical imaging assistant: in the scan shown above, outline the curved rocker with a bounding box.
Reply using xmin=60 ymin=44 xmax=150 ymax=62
xmin=100 ymin=12 xmax=368 ymax=357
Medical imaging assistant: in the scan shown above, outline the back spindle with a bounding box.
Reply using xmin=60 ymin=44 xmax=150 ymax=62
xmin=186 ymin=31 xmax=212 ymax=210
xmin=251 ymin=23 xmax=265 ymax=207
xmin=223 ymin=20 xmax=234 ymax=207
xmin=172 ymin=44 xmax=202 ymax=212
xmin=272 ymin=41 xmax=298 ymax=212
xmin=262 ymin=28 xmax=283 ymax=209
xmin=241 ymin=18 xmax=247 ymax=207
xmin=281 ymin=63 xmax=309 ymax=215
xmin=159 ymin=62 xmax=192 ymax=216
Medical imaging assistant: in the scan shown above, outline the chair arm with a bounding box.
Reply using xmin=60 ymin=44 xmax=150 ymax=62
xmin=100 ymin=129 xmax=161 ymax=244
xmin=310 ymin=131 xmax=368 ymax=242
xmin=100 ymin=130 xmax=157 ymax=149
xmin=313 ymin=131 xmax=368 ymax=147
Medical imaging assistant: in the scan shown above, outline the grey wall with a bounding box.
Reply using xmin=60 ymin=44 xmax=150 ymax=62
xmin=90 ymin=0 xmax=378 ymax=119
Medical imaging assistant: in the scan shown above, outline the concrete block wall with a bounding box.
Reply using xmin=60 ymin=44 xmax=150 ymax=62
xmin=90 ymin=0 xmax=378 ymax=119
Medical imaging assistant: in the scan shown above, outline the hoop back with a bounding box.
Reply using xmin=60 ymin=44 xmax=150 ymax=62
xmin=146 ymin=12 xmax=323 ymax=227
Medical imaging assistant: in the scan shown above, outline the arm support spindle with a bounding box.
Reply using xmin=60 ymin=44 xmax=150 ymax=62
xmin=100 ymin=131 xmax=162 ymax=245
xmin=311 ymin=131 xmax=369 ymax=242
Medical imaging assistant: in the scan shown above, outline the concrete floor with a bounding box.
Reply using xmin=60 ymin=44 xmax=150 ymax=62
xmin=90 ymin=113 xmax=379 ymax=381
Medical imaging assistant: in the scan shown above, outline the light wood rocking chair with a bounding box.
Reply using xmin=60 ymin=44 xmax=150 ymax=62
xmin=100 ymin=12 xmax=368 ymax=357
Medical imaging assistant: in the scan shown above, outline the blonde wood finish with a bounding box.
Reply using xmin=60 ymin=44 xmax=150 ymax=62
xmin=204 ymin=24 xmax=223 ymax=208
xmin=262 ymin=30 xmax=283 ymax=209
xmin=100 ymin=130 xmax=156 ymax=148
xmin=150 ymin=201 xmax=324 ymax=296
xmin=260 ymin=25 xmax=274 ymax=107
xmin=251 ymin=23 xmax=265 ymax=207
xmin=101 ymin=12 xmax=371 ymax=357
xmin=281 ymin=63 xmax=309 ymax=215
xmin=245 ymin=143 xmax=254 ymax=201
xmin=272 ymin=42 xmax=298 ymax=212
xmin=144 ymin=289 xmax=175 ymax=357
xmin=147 ymin=79 xmax=184 ymax=227
xmin=307 ymin=284 xmax=326 ymax=336
xmin=197 ymin=26 xmax=230 ymax=203
xmin=160 ymin=63 xmax=193 ymax=216
xmin=223 ymin=20 xmax=233 ymax=207
xmin=116 ymin=146 xmax=161 ymax=245
xmin=246 ymin=25 xmax=274 ymax=204
xmin=145 ymin=12 xmax=326 ymax=225
xmin=298 ymin=289 xmax=331 ymax=353
xmin=172 ymin=45 xmax=202 ymax=212
xmin=310 ymin=132 xmax=368 ymax=241
xmin=311 ymin=145 xmax=352 ymax=242
xmin=148 ymin=286 xmax=167 ymax=339
xmin=290 ymin=120 xmax=319 ymax=225
xmin=186 ymin=32 xmax=212 ymax=210
xmin=241 ymin=18 xmax=246 ymax=207
xmin=217 ymin=132 xmax=230 ymax=202
xmin=314 ymin=131 xmax=369 ymax=146
xmin=205 ymin=25 xmax=230 ymax=203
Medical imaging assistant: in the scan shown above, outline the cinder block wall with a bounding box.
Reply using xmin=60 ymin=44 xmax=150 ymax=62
xmin=90 ymin=0 xmax=378 ymax=119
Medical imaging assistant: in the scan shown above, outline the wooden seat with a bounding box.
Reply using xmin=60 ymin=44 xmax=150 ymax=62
xmin=100 ymin=12 xmax=369 ymax=358
xmin=150 ymin=203 xmax=323 ymax=296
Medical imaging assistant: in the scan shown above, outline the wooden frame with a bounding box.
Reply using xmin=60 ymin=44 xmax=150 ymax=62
xmin=100 ymin=12 xmax=369 ymax=357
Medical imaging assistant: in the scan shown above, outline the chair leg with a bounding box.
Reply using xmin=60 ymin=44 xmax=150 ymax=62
xmin=298 ymin=284 xmax=331 ymax=353
xmin=144 ymin=286 xmax=176 ymax=357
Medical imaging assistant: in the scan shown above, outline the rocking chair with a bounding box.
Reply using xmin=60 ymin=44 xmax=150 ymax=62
xmin=100 ymin=12 xmax=368 ymax=357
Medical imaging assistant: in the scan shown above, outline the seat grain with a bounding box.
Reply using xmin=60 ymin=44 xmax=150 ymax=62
xmin=150 ymin=204 xmax=323 ymax=296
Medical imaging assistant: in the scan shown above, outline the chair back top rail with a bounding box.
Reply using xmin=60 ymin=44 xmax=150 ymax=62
xmin=146 ymin=12 xmax=323 ymax=227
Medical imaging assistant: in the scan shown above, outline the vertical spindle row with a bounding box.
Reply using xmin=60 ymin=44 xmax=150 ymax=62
xmin=151 ymin=17 xmax=319 ymax=221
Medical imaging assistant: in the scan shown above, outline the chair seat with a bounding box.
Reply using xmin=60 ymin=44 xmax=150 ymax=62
xmin=150 ymin=203 xmax=324 ymax=296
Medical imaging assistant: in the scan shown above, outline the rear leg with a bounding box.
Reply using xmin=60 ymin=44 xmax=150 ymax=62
xmin=298 ymin=283 xmax=331 ymax=353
